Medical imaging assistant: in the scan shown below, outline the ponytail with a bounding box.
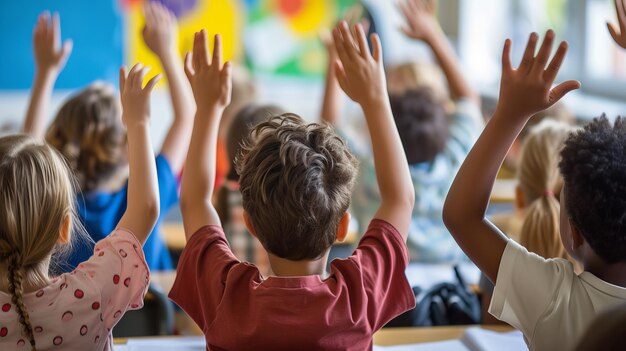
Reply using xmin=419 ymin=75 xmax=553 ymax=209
xmin=6 ymin=251 xmax=36 ymax=351
xmin=519 ymin=194 xmax=565 ymax=260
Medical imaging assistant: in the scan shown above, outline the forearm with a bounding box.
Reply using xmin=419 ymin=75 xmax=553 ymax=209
xmin=425 ymin=29 xmax=480 ymax=107
xmin=121 ymin=122 xmax=160 ymax=242
xmin=320 ymin=58 xmax=343 ymax=125
xmin=180 ymin=107 xmax=222 ymax=211
xmin=362 ymin=100 xmax=414 ymax=207
xmin=444 ymin=108 xmax=527 ymax=224
xmin=23 ymin=69 xmax=57 ymax=139
xmin=158 ymin=50 xmax=195 ymax=172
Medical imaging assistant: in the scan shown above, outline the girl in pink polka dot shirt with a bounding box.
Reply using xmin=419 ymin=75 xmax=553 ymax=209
xmin=0 ymin=32 xmax=162 ymax=351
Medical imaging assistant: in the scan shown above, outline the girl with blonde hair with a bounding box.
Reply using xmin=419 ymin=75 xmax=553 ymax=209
xmin=0 ymin=64 xmax=160 ymax=350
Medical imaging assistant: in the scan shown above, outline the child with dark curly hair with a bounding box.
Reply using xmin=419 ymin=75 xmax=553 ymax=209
xmin=443 ymin=28 xmax=626 ymax=350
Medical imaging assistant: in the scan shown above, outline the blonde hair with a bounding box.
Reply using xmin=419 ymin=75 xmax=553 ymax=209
xmin=0 ymin=134 xmax=82 ymax=350
xmin=517 ymin=119 xmax=576 ymax=261
xmin=46 ymin=83 xmax=127 ymax=192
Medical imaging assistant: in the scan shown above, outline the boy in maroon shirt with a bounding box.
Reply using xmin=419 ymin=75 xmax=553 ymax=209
xmin=169 ymin=23 xmax=416 ymax=350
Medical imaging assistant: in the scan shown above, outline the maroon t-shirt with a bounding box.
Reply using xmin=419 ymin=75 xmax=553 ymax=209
xmin=169 ymin=219 xmax=415 ymax=350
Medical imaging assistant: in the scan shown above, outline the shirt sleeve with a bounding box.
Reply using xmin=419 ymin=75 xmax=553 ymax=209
xmin=156 ymin=154 xmax=179 ymax=212
xmin=338 ymin=219 xmax=415 ymax=330
xmin=489 ymin=239 xmax=573 ymax=338
xmin=443 ymin=99 xmax=483 ymax=168
xmin=168 ymin=225 xmax=239 ymax=331
xmin=74 ymin=228 xmax=150 ymax=330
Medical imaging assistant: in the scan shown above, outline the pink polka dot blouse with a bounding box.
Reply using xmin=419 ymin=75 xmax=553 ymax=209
xmin=0 ymin=228 xmax=150 ymax=350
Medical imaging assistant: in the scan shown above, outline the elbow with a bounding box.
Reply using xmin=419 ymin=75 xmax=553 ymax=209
xmin=442 ymin=193 xmax=465 ymax=232
xmin=146 ymin=200 xmax=160 ymax=227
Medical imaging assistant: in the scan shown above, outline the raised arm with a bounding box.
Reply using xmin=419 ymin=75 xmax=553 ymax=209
xmin=319 ymin=31 xmax=343 ymax=126
xmin=608 ymin=0 xmax=626 ymax=49
xmin=399 ymin=0 xmax=480 ymax=107
xmin=142 ymin=2 xmax=195 ymax=173
xmin=333 ymin=22 xmax=415 ymax=238
xmin=23 ymin=12 xmax=72 ymax=140
xmin=442 ymin=31 xmax=580 ymax=282
xmin=117 ymin=64 xmax=162 ymax=244
xmin=179 ymin=31 xmax=232 ymax=238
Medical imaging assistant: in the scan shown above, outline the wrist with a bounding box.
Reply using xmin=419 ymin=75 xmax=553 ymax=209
xmin=124 ymin=117 xmax=151 ymax=131
xmin=35 ymin=67 xmax=59 ymax=80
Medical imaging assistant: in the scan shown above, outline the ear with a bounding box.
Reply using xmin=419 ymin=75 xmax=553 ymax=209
xmin=515 ymin=185 xmax=526 ymax=211
xmin=568 ymin=218 xmax=585 ymax=250
xmin=243 ymin=211 xmax=257 ymax=239
xmin=335 ymin=212 xmax=350 ymax=243
xmin=58 ymin=214 xmax=71 ymax=245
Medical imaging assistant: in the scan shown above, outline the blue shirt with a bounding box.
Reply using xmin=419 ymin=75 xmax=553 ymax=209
xmin=66 ymin=155 xmax=179 ymax=272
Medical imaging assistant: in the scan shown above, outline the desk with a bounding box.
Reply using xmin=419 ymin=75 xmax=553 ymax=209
xmin=114 ymin=325 xmax=515 ymax=346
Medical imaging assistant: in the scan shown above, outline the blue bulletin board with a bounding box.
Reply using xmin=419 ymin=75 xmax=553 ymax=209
xmin=0 ymin=0 xmax=124 ymax=90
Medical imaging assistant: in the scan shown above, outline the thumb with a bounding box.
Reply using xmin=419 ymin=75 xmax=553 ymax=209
xmin=548 ymin=80 xmax=581 ymax=106
xmin=607 ymin=22 xmax=624 ymax=48
xmin=60 ymin=39 xmax=73 ymax=60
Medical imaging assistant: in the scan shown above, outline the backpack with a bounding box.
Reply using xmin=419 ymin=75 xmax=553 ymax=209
xmin=386 ymin=265 xmax=481 ymax=327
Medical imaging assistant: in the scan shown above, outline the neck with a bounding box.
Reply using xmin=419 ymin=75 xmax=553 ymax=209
xmin=267 ymin=250 xmax=330 ymax=278
xmin=584 ymin=260 xmax=626 ymax=287
xmin=0 ymin=261 xmax=51 ymax=294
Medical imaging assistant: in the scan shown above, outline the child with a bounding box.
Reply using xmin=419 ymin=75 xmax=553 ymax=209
xmin=480 ymin=119 xmax=579 ymax=324
xmin=169 ymin=25 xmax=415 ymax=349
xmin=323 ymin=0 xmax=483 ymax=262
xmin=22 ymin=6 xmax=194 ymax=271
xmin=443 ymin=29 xmax=626 ymax=350
xmin=0 ymin=64 xmax=160 ymax=350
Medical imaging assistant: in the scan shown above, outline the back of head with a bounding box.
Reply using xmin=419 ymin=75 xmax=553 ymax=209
xmin=235 ymin=114 xmax=358 ymax=260
xmin=518 ymin=119 xmax=575 ymax=260
xmin=0 ymin=134 xmax=80 ymax=350
xmin=390 ymin=88 xmax=449 ymax=164
xmin=226 ymin=104 xmax=285 ymax=182
xmin=559 ymin=115 xmax=626 ymax=264
xmin=46 ymin=83 xmax=126 ymax=192
xmin=575 ymin=303 xmax=626 ymax=351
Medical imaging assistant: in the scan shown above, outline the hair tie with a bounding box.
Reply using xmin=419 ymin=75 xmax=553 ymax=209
xmin=543 ymin=189 xmax=555 ymax=197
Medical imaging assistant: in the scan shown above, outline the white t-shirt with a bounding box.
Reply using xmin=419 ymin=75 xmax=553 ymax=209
xmin=489 ymin=239 xmax=626 ymax=351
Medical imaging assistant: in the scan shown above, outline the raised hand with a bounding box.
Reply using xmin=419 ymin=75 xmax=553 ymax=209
xmin=119 ymin=64 xmax=162 ymax=128
xmin=184 ymin=30 xmax=232 ymax=113
xmin=497 ymin=31 xmax=580 ymax=119
xmin=399 ymin=0 xmax=439 ymax=42
xmin=608 ymin=0 xmax=626 ymax=49
xmin=33 ymin=12 xmax=73 ymax=74
xmin=332 ymin=21 xmax=385 ymax=107
xmin=142 ymin=2 xmax=178 ymax=57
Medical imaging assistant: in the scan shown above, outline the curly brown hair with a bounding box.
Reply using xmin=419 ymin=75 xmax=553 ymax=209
xmin=236 ymin=114 xmax=358 ymax=260
xmin=46 ymin=83 xmax=127 ymax=192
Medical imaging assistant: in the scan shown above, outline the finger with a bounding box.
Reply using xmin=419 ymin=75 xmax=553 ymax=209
xmin=618 ymin=0 xmax=626 ymax=32
xmin=398 ymin=1 xmax=412 ymax=21
xmin=198 ymin=30 xmax=210 ymax=65
xmin=370 ymin=33 xmax=383 ymax=63
xmin=334 ymin=60 xmax=349 ymax=92
xmin=608 ymin=22 xmax=624 ymax=47
xmin=544 ymin=41 xmax=568 ymax=83
xmin=52 ymin=12 xmax=61 ymax=48
xmin=212 ymin=34 xmax=222 ymax=69
xmin=143 ymin=1 xmax=153 ymax=25
xmin=222 ymin=61 xmax=233 ymax=103
xmin=354 ymin=24 xmax=369 ymax=58
xmin=360 ymin=19 xmax=371 ymax=34
xmin=137 ymin=66 xmax=152 ymax=88
xmin=184 ymin=51 xmax=194 ymax=81
xmin=548 ymin=80 xmax=581 ymax=106
xmin=119 ymin=66 xmax=127 ymax=95
xmin=531 ymin=30 xmax=555 ymax=76
xmin=43 ymin=11 xmax=52 ymax=44
xmin=518 ymin=32 xmax=538 ymax=73
xmin=59 ymin=39 xmax=73 ymax=61
xmin=192 ymin=32 xmax=200 ymax=71
xmin=128 ymin=63 xmax=144 ymax=89
xmin=502 ymin=38 xmax=512 ymax=72
xmin=333 ymin=27 xmax=350 ymax=65
xmin=144 ymin=73 xmax=162 ymax=92
xmin=339 ymin=21 xmax=358 ymax=60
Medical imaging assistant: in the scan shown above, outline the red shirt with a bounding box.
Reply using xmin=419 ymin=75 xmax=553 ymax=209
xmin=169 ymin=219 xmax=415 ymax=351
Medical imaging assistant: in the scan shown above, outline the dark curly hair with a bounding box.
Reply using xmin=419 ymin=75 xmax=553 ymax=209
xmin=46 ymin=84 xmax=127 ymax=192
xmin=236 ymin=114 xmax=358 ymax=260
xmin=390 ymin=88 xmax=449 ymax=164
xmin=559 ymin=115 xmax=626 ymax=264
